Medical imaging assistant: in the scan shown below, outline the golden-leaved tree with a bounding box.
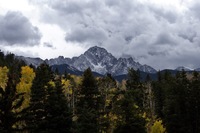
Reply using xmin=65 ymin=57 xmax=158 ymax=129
xmin=0 ymin=66 xmax=9 ymax=90
xmin=16 ymin=66 xmax=35 ymax=110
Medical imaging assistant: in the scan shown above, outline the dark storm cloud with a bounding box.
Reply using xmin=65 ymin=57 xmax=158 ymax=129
xmin=0 ymin=11 xmax=41 ymax=46
xmin=30 ymin=0 xmax=200 ymax=69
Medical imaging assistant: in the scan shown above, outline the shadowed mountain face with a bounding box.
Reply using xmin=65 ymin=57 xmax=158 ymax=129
xmin=17 ymin=46 xmax=157 ymax=76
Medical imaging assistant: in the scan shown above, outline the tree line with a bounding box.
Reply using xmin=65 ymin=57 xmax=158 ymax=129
xmin=0 ymin=51 xmax=200 ymax=133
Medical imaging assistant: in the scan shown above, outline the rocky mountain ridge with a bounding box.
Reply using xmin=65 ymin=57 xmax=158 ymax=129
xmin=18 ymin=46 xmax=157 ymax=75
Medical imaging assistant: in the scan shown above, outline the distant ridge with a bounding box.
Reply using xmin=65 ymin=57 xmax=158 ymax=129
xmin=175 ymin=66 xmax=193 ymax=71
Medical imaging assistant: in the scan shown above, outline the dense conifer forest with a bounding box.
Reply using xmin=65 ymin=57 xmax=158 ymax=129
xmin=0 ymin=51 xmax=200 ymax=133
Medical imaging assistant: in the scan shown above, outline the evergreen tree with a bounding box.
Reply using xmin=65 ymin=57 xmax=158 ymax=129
xmin=114 ymin=91 xmax=146 ymax=133
xmin=4 ymin=53 xmax=26 ymax=79
xmin=163 ymin=70 xmax=189 ymax=133
xmin=187 ymin=71 xmax=200 ymax=133
xmin=152 ymin=71 xmax=164 ymax=119
xmin=45 ymin=78 xmax=72 ymax=133
xmin=0 ymin=74 xmax=26 ymax=132
xmin=75 ymin=68 xmax=100 ymax=133
xmin=126 ymin=68 xmax=144 ymax=109
xmin=26 ymin=63 xmax=53 ymax=132
xmin=152 ymin=71 xmax=173 ymax=119
xmin=114 ymin=68 xmax=146 ymax=133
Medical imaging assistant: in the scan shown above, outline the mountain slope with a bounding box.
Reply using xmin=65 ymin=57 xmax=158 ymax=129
xmin=16 ymin=56 xmax=43 ymax=67
xmin=51 ymin=64 xmax=103 ymax=77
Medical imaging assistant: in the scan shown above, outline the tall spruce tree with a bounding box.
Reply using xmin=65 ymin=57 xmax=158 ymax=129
xmin=75 ymin=68 xmax=100 ymax=133
xmin=44 ymin=78 xmax=72 ymax=132
xmin=114 ymin=91 xmax=146 ymax=133
xmin=126 ymin=68 xmax=144 ymax=109
xmin=163 ymin=70 xmax=189 ymax=133
xmin=114 ymin=68 xmax=146 ymax=133
xmin=26 ymin=63 xmax=53 ymax=132
xmin=152 ymin=71 xmax=165 ymax=118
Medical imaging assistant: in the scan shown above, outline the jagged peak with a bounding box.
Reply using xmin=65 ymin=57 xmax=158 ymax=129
xmin=87 ymin=45 xmax=106 ymax=51
xmin=58 ymin=56 xmax=64 ymax=59
xmin=84 ymin=46 xmax=110 ymax=55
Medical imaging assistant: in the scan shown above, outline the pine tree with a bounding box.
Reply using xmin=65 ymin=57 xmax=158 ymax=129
xmin=126 ymin=68 xmax=144 ymax=109
xmin=163 ymin=70 xmax=189 ymax=133
xmin=26 ymin=63 xmax=53 ymax=132
xmin=114 ymin=68 xmax=146 ymax=133
xmin=75 ymin=68 xmax=100 ymax=133
xmin=45 ymin=78 xmax=72 ymax=132
xmin=187 ymin=71 xmax=200 ymax=133
xmin=114 ymin=90 xmax=146 ymax=133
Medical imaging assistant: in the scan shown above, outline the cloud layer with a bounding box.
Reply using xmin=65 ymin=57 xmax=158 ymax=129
xmin=0 ymin=11 xmax=41 ymax=46
xmin=29 ymin=0 xmax=200 ymax=69
xmin=2 ymin=0 xmax=200 ymax=70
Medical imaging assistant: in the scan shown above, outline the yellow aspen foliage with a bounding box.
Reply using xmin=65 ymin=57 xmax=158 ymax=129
xmin=16 ymin=66 xmax=35 ymax=109
xmin=62 ymin=79 xmax=73 ymax=95
xmin=0 ymin=66 xmax=9 ymax=90
xmin=71 ymin=75 xmax=82 ymax=85
xmin=151 ymin=119 xmax=166 ymax=133
xmin=48 ymin=80 xmax=55 ymax=87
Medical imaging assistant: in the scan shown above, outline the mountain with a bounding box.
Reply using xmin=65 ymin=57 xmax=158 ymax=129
xmin=71 ymin=46 xmax=117 ymax=74
xmin=45 ymin=56 xmax=72 ymax=66
xmin=175 ymin=66 xmax=193 ymax=71
xmin=17 ymin=46 xmax=157 ymax=76
xmin=17 ymin=56 xmax=44 ymax=67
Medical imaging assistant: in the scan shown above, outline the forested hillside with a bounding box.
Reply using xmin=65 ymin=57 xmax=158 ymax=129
xmin=0 ymin=51 xmax=200 ymax=133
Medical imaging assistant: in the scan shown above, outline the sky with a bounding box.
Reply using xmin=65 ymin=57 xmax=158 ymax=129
xmin=0 ymin=0 xmax=200 ymax=70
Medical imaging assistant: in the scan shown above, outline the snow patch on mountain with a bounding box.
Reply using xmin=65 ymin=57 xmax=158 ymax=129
xmin=176 ymin=66 xmax=193 ymax=71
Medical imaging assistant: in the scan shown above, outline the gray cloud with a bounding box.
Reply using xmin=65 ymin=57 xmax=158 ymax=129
xmin=148 ymin=50 xmax=169 ymax=56
xmin=149 ymin=6 xmax=178 ymax=24
xmin=30 ymin=0 xmax=200 ymax=70
xmin=65 ymin=25 xmax=107 ymax=45
xmin=0 ymin=11 xmax=41 ymax=46
xmin=154 ymin=32 xmax=177 ymax=45
xmin=43 ymin=42 xmax=54 ymax=48
xmin=190 ymin=2 xmax=200 ymax=20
